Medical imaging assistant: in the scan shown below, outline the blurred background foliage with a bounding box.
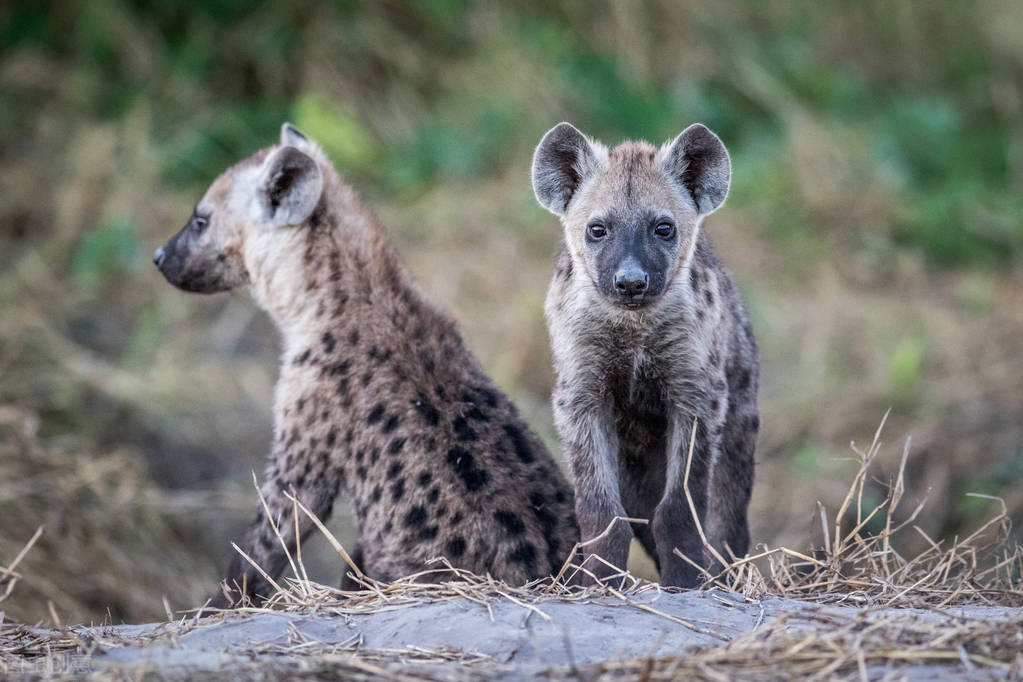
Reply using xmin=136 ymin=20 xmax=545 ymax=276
xmin=1 ymin=0 xmax=1021 ymax=624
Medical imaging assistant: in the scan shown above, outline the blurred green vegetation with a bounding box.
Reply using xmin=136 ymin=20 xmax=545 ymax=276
xmin=1 ymin=1 xmax=1021 ymax=623
xmin=5 ymin=1 xmax=1021 ymax=268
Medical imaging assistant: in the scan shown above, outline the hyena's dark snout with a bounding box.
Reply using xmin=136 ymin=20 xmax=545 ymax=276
xmin=613 ymin=264 xmax=649 ymax=297
xmin=612 ymin=258 xmax=650 ymax=308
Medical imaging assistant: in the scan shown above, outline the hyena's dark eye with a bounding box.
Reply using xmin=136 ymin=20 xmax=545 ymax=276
xmin=586 ymin=223 xmax=607 ymax=240
xmin=654 ymin=222 xmax=676 ymax=239
xmin=192 ymin=215 xmax=209 ymax=232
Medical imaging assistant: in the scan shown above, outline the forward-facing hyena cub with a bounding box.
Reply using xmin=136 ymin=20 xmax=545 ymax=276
xmin=531 ymin=122 xmax=759 ymax=588
xmin=155 ymin=124 xmax=577 ymax=607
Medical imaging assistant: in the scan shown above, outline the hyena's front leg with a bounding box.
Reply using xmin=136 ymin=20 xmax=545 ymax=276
xmin=556 ymin=397 xmax=631 ymax=585
xmin=653 ymin=414 xmax=709 ymax=588
xmin=210 ymin=460 xmax=340 ymax=608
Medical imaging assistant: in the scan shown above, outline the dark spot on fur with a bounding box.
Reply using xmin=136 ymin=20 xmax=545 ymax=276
xmin=446 ymin=446 xmax=489 ymax=492
xmin=357 ymin=466 xmax=367 ymax=480
xmin=383 ymin=414 xmax=400 ymax=434
xmin=737 ymin=370 xmax=751 ymax=391
xmin=391 ymin=478 xmax=406 ymax=501
xmin=689 ymin=268 xmax=699 ymax=292
xmin=326 ymin=429 xmax=337 ymax=447
xmin=326 ymin=359 xmax=351 ymax=377
xmin=404 ymin=506 xmax=427 ymax=527
xmin=348 ymin=329 xmax=360 ymax=346
xmin=367 ymin=404 xmax=385 ymax=425
xmin=503 ymin=423 xmax=535 ymax=463
xmin=475 ymin=386 xmax=499 ymax=409
xmin=413 ymin=396 xmax=440 ymax=426
xmin=417 ymin=471 xmax=432 ymax=487
xmin=371 ymin=485 xmax=381 ymax=502
xmin=451 ymin=511 xmax=463 ymax=525
xmin=434 ymin=384 xmax=446 ymax=399
xmin=453 ymin=416 xmax=477 ymax=442
xmin=418 ymin=525 xmax=439 ymax=540
xmin=361 ymin=371 xmax=372 ymax=387
xmin=508 ymin=541 xmax=538 ymax=566
xmin=446 ymin=536 xmax=466 ymax=558
xmin=295 ymin=349 xmax=312 ymax=365
xmin=337 ymin=377 xmax=350 ymax=397
xmin=705 ymin=289 xmax=714 ymax=306
xmin=494 ymin=510 xmax=526 ymax=536
xmin=427 ymin=486 xmax=440 ymax=504
xmin=388 ymin=437 xmax=406 ymax=456
xmin=387 ymin=462 xmax=403 ymax=480
xmin=322 ymin=332 xmax=336 ymax=354
xmin=697 ymin=309 xmax=705 ymax=321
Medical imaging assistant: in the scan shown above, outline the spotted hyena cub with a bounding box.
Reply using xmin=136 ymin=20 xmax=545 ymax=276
xmin=155 ymin=124 xmax=577 ymax=607
xmin=531 ymin=122 xmax=759 ymax=587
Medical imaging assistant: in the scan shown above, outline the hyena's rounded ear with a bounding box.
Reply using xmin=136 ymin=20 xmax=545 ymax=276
xmin=661 ymin=123 xmax=731 ymax=216
xmin=531 ymin=122 xmax=604 ymax=216
xmin=280 ymin=122 xmax=309 ymax=147
xmin=261 ymin=145 xmax=323 ymax=227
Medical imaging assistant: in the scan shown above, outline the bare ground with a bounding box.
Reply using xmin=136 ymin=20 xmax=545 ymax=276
xmin=3 ymin=587 xmax=1022 ymax=680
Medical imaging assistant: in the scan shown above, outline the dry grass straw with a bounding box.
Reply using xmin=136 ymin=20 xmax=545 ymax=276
xmin=679 ymin=411 xmax=1023 ymax=609
xmin=588 ymin=610 xmax=1023 ymax=680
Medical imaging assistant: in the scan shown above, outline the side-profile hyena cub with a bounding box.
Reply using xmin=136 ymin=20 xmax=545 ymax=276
xmin=155 ymin=124 xmax=577 ymax=607
xmin=531 ymin=122 xmax=758 ymax=587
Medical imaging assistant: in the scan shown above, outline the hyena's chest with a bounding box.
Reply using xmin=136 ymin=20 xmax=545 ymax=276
xmin=601 ymin=347 xmax=672 ymax=459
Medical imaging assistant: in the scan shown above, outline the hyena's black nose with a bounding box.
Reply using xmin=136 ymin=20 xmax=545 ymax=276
xmin=614 ymin=267 xmax=648 ymax=296
xmin=153 ymin=246 xmax=166 ymax=268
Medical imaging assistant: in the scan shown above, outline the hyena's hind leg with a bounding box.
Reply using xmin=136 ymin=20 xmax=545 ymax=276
xmin=210 ymin=467 xmax=341 ymax=608
xmin=704 ymin=433 xmax=755 ymax=570
xmin=704 ymin=402 xmax=757 ymax=572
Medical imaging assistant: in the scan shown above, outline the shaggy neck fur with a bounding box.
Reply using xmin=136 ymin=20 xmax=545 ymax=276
xmin=244 ymin=168 xmax=443 ymax=364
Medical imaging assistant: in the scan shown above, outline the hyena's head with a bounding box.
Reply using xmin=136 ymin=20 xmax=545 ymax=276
xmin=154 ymin=123 xmax=324 ymax=293
xmin=531 ymin=122 xmax=730 ymax=310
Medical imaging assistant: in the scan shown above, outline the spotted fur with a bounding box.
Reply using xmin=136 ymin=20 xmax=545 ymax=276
xmin=156 ymin=124 xmax=578 ymax=606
